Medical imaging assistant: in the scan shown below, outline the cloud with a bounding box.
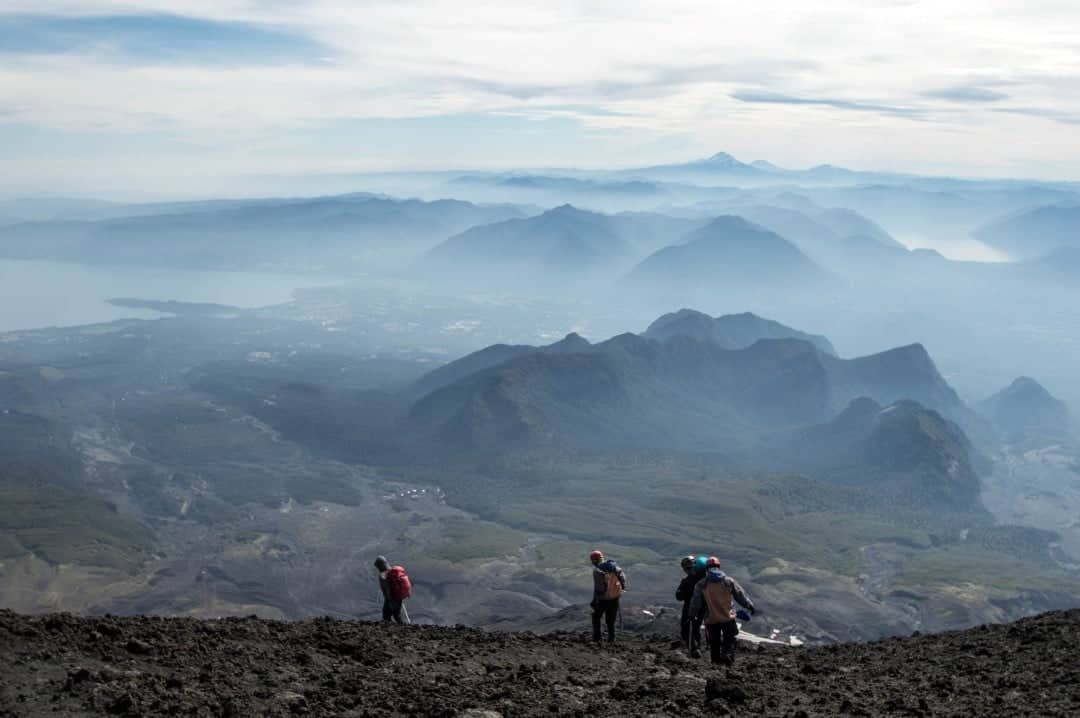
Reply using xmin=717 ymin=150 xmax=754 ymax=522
xmin=448 ymin=60 xmax=813 ymax=104
xmin=0 ymin=13 xmax=328 ymax=65
xmin=993 ymin=106 xmax=1080 ymax=125
xmin=730 ymin=90 xmax=922 ymax=119
xmin=2 ymin=1 xmax=1080 ymax=182
xmin=921 ymin=86 xmax=1010 ymax=103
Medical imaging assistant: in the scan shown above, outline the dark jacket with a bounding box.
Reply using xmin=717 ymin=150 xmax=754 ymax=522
xmin=676 ymin=571 xmax=703 ymax=604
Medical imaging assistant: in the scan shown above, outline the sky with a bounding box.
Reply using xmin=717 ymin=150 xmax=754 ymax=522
xmin=2 ymin=1 xmax=1080 ymax=195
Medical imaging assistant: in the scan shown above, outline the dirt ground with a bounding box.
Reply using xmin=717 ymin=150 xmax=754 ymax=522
xmin=1 ymin=608 xmax=1078 ymax=717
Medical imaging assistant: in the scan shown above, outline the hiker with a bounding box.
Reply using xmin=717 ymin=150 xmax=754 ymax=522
xmin=374 ymin=555 xmax=412 ymax=624
xmin=589 ymin=550 xmax=626 ymax=644
xmin=676 ymin=555 xmax=705 ymax=655
xmin=690 ymin=556 xmax=755 ymax=665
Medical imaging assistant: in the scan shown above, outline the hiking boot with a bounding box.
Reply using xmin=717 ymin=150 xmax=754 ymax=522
xmin=690 ymin=648 xmax=702 ymax=659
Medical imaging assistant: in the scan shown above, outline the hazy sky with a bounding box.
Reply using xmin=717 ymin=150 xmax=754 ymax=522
xmin=3 ymin=1 xmax=1080 ymax=193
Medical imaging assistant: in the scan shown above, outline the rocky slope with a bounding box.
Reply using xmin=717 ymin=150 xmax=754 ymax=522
xmin=2 ymin=609 xmax=1078 ymax=717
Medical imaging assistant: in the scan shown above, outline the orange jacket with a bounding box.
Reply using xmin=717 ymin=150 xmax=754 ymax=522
xmin=690 ymin=569 xmax=754 ymax=625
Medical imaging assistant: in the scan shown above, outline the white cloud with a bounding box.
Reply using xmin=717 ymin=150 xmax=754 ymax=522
xmin=2 ymin=0 xmax=1080 ymax=178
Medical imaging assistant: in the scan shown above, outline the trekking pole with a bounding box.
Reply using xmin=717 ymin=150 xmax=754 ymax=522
xmin=401 ymin=603 xmax=411 ymax=625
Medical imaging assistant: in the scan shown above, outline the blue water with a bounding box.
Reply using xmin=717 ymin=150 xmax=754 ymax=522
xmin=0 ymin=259 xmax=337 ymax=332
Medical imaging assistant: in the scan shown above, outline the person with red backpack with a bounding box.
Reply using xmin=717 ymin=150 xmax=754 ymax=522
xmin=689 ymin=556 xmax=755 ymax=665
xmin=589 ymin=550 xmax=626 ymax=644
xmin=374 ymin=555 xmax=412 ymax=624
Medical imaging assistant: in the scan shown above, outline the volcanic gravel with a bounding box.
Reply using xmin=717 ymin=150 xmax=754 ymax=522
xmin=1 ymin=608 xmax=1078 ymax=717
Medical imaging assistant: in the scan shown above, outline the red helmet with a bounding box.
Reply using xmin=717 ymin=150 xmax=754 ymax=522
xmin=706 ymin=556 xmax=721 ymax=568
xmin=589 ymin=550 xmax=604 ymax=563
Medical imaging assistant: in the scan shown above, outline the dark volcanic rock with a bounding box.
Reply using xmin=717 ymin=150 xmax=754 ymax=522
xmin=2 ymin=609 xmax=1079 ymax=717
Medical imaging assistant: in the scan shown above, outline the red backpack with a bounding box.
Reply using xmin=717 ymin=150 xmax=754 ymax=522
xmin=385 ymin=565 xmax=412 ymax=601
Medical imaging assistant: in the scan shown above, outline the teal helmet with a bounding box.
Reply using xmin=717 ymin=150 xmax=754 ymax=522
xmin=693 ymin=555 xmax=708 ymax=572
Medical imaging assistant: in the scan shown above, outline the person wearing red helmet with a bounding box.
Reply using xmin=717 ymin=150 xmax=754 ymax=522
xmin=689 ymin=556 xmax=756 ymax=665
xmin=589 ymin=550 xmax=626 ymax=644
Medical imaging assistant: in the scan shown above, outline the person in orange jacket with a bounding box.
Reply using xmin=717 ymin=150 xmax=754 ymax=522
xmin=689 ymin=556 xmax=755 ymax=665
xmin=589 ymin=550 xmax=626 ymax=643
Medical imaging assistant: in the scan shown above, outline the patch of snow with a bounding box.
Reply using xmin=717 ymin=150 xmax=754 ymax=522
xmin=737 ymin=628 xmax=787 ymax=645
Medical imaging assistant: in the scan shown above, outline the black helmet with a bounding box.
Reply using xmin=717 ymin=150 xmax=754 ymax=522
xmin=373 ymin=555 xmax=389 ymax=571
xmin=680 ymin=555 xmax=695 ymax=571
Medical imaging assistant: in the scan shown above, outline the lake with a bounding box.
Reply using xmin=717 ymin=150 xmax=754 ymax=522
xmin=0 ymin=259 xmax=338 ymax=333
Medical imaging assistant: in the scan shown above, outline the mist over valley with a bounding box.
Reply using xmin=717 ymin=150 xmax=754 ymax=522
xmin=2 ymin=150 xmax=1079 ymax=651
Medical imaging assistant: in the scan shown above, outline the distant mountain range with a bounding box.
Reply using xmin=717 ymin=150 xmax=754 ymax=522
xmin=638 ymin=151 xmax=770 ymax=180
xmin=437 ymin=173 xmax=916 ymax=277
xmin=643 ymin=309 xmax=837 ymax=355
xmin=632 ymin=151 xmax=900 ymax=185
xmin=813 ymin=185 xmax=1079 ymax=238
xmin=974 ymin=204 xmax=1080 ymax=259
xmin=423 ymin=204 xmax=704 ymax=284
xmin=768 ymin=397 xmax=983 ymax=507
xmin=816 ymin=207 xmax=899 ymax=247
xmin=424 ymin=203 xmax=911 ymax=291
xmin=623 ymin=215 xmax=827 ymax=291
xmin=407 ymin=311 xmax=974 ymax=463
xmin=424 ymin=204 xmax=634 ymax=281
xmin=617 ymin=152 xmax=1080 ymax=237
xmin=0 ymin=194 xmax=526 ymax=272
xmin=679 ymin=203 xmax=905 ymax=272
xmin=621 ymin=152 xmax=942 ymax=189
xmin=980 ymin=377 xmax=1071 ymax=438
